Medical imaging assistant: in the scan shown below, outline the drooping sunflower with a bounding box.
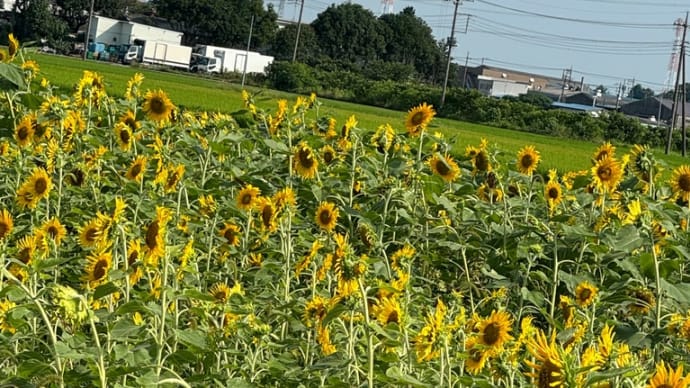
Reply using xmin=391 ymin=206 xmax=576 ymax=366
xmin=293 ymin=142 xmax=319 ymax=179
xmin=84 ymin=249 xmax=112 ymax=288
xmin=273 ymin=187 xmax=296 ymax=210
xmin=219 ymin=222 xmax=241 ymax=247
xmin=114 ymin=123 xmax=133 ymax=151
xmin=477 ymin=310 xmax=513 ymax=354
xmin=119 ymin=110 xmax=140 ymax=132
xmin=321 ymin=145 xmax=337 ymax=165
xmin=143 ymin=89 xmax=175 ymax=122
xmin=545 ymin=180 xmax=563 ymax=210
xmin=125 ymin=156 xmax=147 ymax=182
xmin=7 ymin=33 xmax=19 ymax=59
xmin=464 ymin=336 xmax=490 ymax=375
xmin=209 ymin=283 xmax=232 ymax=303
xmin=16 ymin=167 xmax=52 ymax=209
xmin=14 ymin=116 xmax=34 ymax=147
xmin=516 ymin=145 xmax=541 ymax=175
xmin=405 ymin=102 xmax=435 ymax=136
xmin=372 ymin=297 xmax=403 ymax=326
xmin=126 ymin=239 xmax=144 ymax=285
xmin=255 ymin=197 xmax=277 ymax=233
xmin=0 ymin=209 xmax=13 ymax=240
xmin=371 ymin=123 xmax=395 ymax=153
xmin=477 ymin=184 xmax=504 ymax=203
xmin=648 ymin=361 xmax=690 ymax=388
xmin=237 ymin=184 xmax=260 ymax=211
xmin=670 ymin=165 xmax=690 ymax=203
xmin=428 ymin=154 xmax=460 ymax=182
xmin=16 ymin=235 xmax=37 ymax=265
xmin=41 ymin=218 xmax=66 ymax=246
xmin=472 ymin=149 xmax=492 ymax=173
xmin=144 ymin=207 xmax=172 ymax=267
xmin=575 ymin=281 xmax=598 ymax=308
xmin=79 ymin=217 xmax=107 ymax=248
xmin=315 ymin=201 xmax=339 ymax=232
xmin=525 ymin=330 xmax=566 ymax=388
xmin=163 ymin=164 xmax=185 ymax=193
xmin=591 ymin=156 xmax=622 ymax=193
xmin=593 ymin=142 xmax=615 ymax=162
xmin=125 ymin=73 xmax=144 ymax=100
xmin=628 ymin=287 xmax=656 ymax=315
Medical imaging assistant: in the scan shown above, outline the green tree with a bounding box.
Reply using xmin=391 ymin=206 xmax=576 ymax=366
xmin=628 ymin=84 xmax=655 ymax=100
xmin=379 ymin=7 xmax=444 ymax=81
xmin=662 ymin=83 xmax=690 ymax=102
xmin=269 ymin=23 xmax=320 ymax=63
xmin=311 ymin=3 xmax=386 ymax=65
xmin=12 ymin=0 xmax=68 ymax=47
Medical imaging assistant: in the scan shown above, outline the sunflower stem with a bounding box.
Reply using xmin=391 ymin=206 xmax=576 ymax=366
xmin=86 ymin=299 xmax=108 ymax=387
xmin=155 ymin=252 xmax=170 ymax=378
xmin=357 ymin=278 xmax=375 ymax=388
xmin=549 ymin=233 xmax=559 ymax=320
xmin=651 ymin=231 xmax=662 ymax=331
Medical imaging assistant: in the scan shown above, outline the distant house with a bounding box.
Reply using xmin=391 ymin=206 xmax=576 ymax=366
xmin=621 ymin=97 xmax=690 ymax=123
xmin=550 ymin=102 xmax=604 ymax=117
xmin=476 ymin=75 xmax=530 ymax=98
xmin=459 ymin=65 xmax=562 ymax=91
xmin=87 ymin=15 xmax=183 ymax=47
xmin=565 ymin=92 xmax=635 ymax=110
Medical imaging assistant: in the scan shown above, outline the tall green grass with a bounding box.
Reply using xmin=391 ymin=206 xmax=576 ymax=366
xmin=29 ymin=52 xmax=689 ymax=174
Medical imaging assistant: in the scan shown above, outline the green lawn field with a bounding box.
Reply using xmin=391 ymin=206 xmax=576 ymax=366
xmin=28 ymin=52 xmax=690 ymax=174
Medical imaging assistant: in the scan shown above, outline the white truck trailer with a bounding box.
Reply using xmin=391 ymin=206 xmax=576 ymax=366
xmin=192 ymin=45 xmax=273 ymax=74
xmin=124 ymin=41 xmax=193 ymax=71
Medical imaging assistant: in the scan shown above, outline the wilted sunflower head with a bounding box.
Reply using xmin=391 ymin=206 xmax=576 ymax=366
xmin=7 ymin=34 xmax=18 ymax=59
xmin=628 ymin=287 xmax=656 ymax=315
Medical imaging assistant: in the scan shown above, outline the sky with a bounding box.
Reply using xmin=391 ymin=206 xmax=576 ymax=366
xmin=266 ymin=0 xmax=690 ymax=94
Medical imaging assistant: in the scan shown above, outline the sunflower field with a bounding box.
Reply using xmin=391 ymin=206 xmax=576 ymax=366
xmin=2 ymin=35 xmax=690 ymax=387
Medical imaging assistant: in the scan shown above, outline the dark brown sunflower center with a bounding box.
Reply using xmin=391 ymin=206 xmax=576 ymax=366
xmin=596 ymin=151 xmax=609 ymax=161
xmin=17 ymin=126 xmax=30 ymax=141
xmin=538 ymin=360 xmax=561 ymax=388
xmin=435 ymin=160 xmax=450 ymax=176
xmin=678 ymin=174 xmax=690 ymax=192
xmin=166 ymin=172 xmax=180 ymax=188
xmin=521 ymin=154 xmax=534 ymax=168
xmin=298 ymin=148 xmax=314 ymax=168
xmin=150 ymin=97 xmax=166 ymax=115
xmin=475 ymin=152 xmax=490 ymax=172
xmin=324 ymin=150 xmax=334 ymax=164
xmin=34 ymin=177 xmax=48 ymax=195
xmin=130 ymin=163 xmax=142 ymax=178
xmin=597 ymin=166 xmax=612 ymax=181
xmin=120 ymin=129 xmax=131 ymax=143
xmin=85 ymin=227 xmax=100 ymax=243
xmin=146 ymin=221 xmax=160 ymax=249
xmin=18 ymin=248 xmax=31 ymax=264
xmin=224 ymin=229 xmax=237 ymax=242
xmin=124 ymin=117 xmax=137 ymax=130
xmin=93 ymin=259 xmax=108 ymax=280
xmin=386 ymin=310 xmax=399 ymax=324
xmin=656 ymin=384 xmax=672 ymax=388
xmin=0 ymin=223 xmax=8 ymax=238
xmin=128 ymin=250 xmax=139 ymax=266
xmin=411 ymin=112 xmax=425 ymax=126
xmin=213 ymin=290 xmax=228 ymax=302
xmin=548 ymin=187 xmax=560 ymax=199
xmin=319 ymin=210 xmax=332 ymax=225
xmin=482 ymin=323 xmax=501 ymax=346
xmin=579 ymin=289 xmax=592 ymax=301
xmin=47 ymin=226 xmax=58 ymax=238
xmin=240 ymin=193 xmax=252 ymax=205
xmin=262 ymin=206 xmax=273 ymax=227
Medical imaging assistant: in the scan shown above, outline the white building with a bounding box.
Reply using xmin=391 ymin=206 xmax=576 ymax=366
xmin=2 ymin=0 xmax=16 ymax=12
xmin=477 ymin=75 xmax=530 ymax=98
xmin=87 ymin=15 xmax=183 ymax=46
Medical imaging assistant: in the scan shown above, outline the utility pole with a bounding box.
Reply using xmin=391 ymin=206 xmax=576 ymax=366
xmin=82 ymin=0 xmax=95 ymax=60
xmin=440 ymin=1 xmax=471 ymax=108
xmin=666 ymin=13 xmax=688 ymax=155
xmin=462 ymin=51 xmax=469 ymax=89
xmin=292 ymin=0 xmax=305 ymax=63
xmin=682 ymin=38 xmax=687 ymax=156
xmin=242 ymin=15 xmax=255 ymax=88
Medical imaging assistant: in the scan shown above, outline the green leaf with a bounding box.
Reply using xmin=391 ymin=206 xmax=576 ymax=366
xmin=111 ymin=319 xmax=142 ymax=338
xmin=0 ymin=63 xmax=26 ymax=89
xmin=385 ymin=367 xmax=430 ymax=387
xmin=322 ymin=303 xmax=348 ymax=326
xmin=604 ymin=225 xmax=643 ymax=253
xmin=638 ymin=253 xmax=655 ymax=279
xmin=660 ymin=279 xmax=690 ymax=303
xmin=93 ymin=282 xmax=119 ymax=300
xmin=263 ymin=139 xmax=289 ymax=153
xmin=175 ymin=328 xmax=208 ymax=349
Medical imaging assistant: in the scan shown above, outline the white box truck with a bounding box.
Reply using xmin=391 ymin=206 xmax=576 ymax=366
xmin=192 ymin=45 xmax=273 ymax=74
xmin=124 ymin=41 xmax=192 ymax=71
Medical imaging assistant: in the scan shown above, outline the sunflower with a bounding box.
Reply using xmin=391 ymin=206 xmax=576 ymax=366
xmin=7 ymin=33 xmax=19 ymax=59
xmin=591 ymin=156 xmax=622 ymax=193
xmin=125 ymin=73 xmax=144 ymax=100
xmin=114 ymin=123 xmax=133 ymax=151
xmin=237 ymin=184 xmax=260 ymax=211
xmin=316 ymin=324 xmax=336 ymax=355
xmin=144 ymin=207 xmax=171 ymax=267
xmin=670 ymin=165 xmax=690 ymax=203
xmin=321 ymin=145 xmax=337 ymax=165
xmin=41 ymin=218 xmax=66 ymax=246
xmin=143 ymin=89 xmax=175 ymax=122
xmin=575 ymin=281 xmax=598 ymax=307
xmin=84 ymin=249 xmax=112 ymax=288
xmin=293 ymin=142 xmax=319 ymax=179
xmin=126 ymin=239 xmax=144 ymax=284
xmin=255 ymin=197 xmax=277 ymax=233
xmin=14 ymin=116 xmax=34 ymax=147
xmin=405 ymin=102 xmax=435 ymax=136
xmin=125 ymin=156 xmax=147 ymax=182
xmin=273 ymin=187 xmax=296 ymax=210
xmin=648 ymin=361 xmax=690 ymax=388
xmin=315 ymin=201 xmax=339 ymax=232
xmin=0 ymin=209 xmax=13 ymax=240
xmin=199 ymin=194 xmax=217 ymax=217
xmin=464 ymin=336 xmax=490 ymax=375
xmin=209 ymin=283 xmax=232 ymax=303
xmin=78 ymin=217 xmax=107 ymax=248
xmin=16 ymin=235 xmax=37 ymax=265
xmin=219 ymin=222 xmax=241 ymax=247
xmin=371 ymin=123 xmax=395 ymax=153
xmin=516 ymin=145 xmax=541 ymax=175
xmin=0 ymin=299 xmax=16 ymax=334
xmin=525 ymin=330 xmax=566 ymax=388
xmin=119 ymin=110 xmax=140 ymax=132
xmin=16 ymin=167 xmax=52 ymax=209
xmin=472 ymin=149 xmax=492 ymax=173
xmin=21 ymin=60 xmax=39 ymax=77
xmin=629 ymin=287 xmax=656 ymax=315
xmin=545 ymin=180 xmax=563 ymax=210
xmin=477 ymin=184 xmax=503 ymax=203
xmin=477 ymin=310 xmax=513 ymax=354
xmin=428 ymin=154 xmax=460 ymax=182
xmin=372 ymin=297 xmax=403 ymax=326
xmin=163 ymin=164 xmax=185 ymax=193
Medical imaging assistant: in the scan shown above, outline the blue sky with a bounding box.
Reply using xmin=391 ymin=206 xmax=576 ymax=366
xmin=266 ymin=0 xmax=689 ymax=93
